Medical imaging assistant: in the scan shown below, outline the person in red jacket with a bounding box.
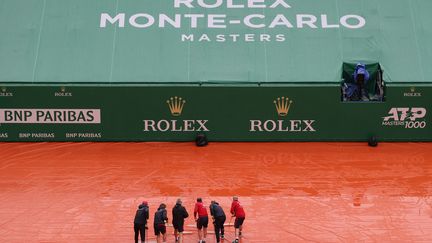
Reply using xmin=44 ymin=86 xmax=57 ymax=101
xmin=194 ymin=197 xmax=208 ymax=243
xmin=230 ymin=196 xmax=245 ymax=243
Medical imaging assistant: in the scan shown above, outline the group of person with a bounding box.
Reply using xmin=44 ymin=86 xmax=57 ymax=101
xmin=133 ymin=196 xmax=246 ymax=243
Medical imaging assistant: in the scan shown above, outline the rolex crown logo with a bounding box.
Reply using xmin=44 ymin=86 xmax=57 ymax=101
xmin=167 ymin=96 xmax=186 ymax=116
xmin=61 ymin=86 xmax=66 ymax=92
xmin=410 ymin=87 xmax=415 ymax=93
xmin=274 ymin=97 xmax=293 ymax=117
xmin=1 ymin=87 xmax=6 ymax=93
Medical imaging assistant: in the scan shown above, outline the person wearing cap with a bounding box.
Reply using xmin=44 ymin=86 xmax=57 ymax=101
xmin=194 ymin=198 xmax=209 ymax=243
xmin=345 ymin=63 xmax=370 ymax=101
xmin=172 ymin=198 xmax=189 ymax=243
xmin=210 ymin=200 xmax=226 ymax=243
xmin=353 ymin=63 xmax=370 ymax=101
xmin=154 ymin=203 xmax=168 ymax=243
xmin=230 ymin=196 xmax=246 ymax=243
xmin=134 ymin=201 xmax=149 ymax=243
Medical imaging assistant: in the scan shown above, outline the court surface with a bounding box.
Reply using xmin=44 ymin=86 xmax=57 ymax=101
xmin=0 ymin=142 xmax=431 ymax=242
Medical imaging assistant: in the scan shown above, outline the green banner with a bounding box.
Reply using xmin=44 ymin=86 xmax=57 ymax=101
xmin=0 ymin=84 xmax=430 ymax=141
xmin=1 ymin=0 xmax=432 ymax=84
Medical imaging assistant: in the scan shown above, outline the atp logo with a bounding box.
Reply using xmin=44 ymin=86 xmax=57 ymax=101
xmin=382 ymin=107 xmax=427 ymax=129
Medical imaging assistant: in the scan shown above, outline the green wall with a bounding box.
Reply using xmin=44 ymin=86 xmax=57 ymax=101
xmin=0 ymin=84 xmax=430 ymax=141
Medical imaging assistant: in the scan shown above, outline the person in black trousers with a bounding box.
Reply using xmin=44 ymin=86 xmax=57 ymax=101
xmin=134 ymin=201 xmax=149 ymax=243
xmin=210 ymin=201 xmax=226 ymax=243
xmin=172 ymin=198 xmax=189 ymax=243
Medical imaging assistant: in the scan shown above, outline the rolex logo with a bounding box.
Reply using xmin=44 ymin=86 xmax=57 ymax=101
xmin=143 ymin=97 xmax=209 ymax=132
xmin=167 ymin=96 xmax=186 ymax=116
xmin=274 ymin=97 xmax=293 ymax=116
xmin=0 ymin=87 xmax=13 ymax=97
xmin=404 ymin=87 xmax=421 ymax=97
xmin=54 ymin=86 xmax=72 ymax=97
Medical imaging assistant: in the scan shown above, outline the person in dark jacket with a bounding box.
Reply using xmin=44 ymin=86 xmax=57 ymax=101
xmin=172 ymin=198 xmax=189 ymax=243
xmin=154 ymin=203 xmax=168 ymax=243
xmin=134 ymin=201 xmax=149 ymax=243
xmin=210 ymin=201 xmax=226 ymax=243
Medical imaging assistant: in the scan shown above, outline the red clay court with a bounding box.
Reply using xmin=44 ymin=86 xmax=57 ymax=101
xmin=0 ymin=142 xmax=431 ymax=242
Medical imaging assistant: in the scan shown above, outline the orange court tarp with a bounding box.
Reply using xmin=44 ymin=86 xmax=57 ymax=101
xmin=0 ymin=142 xmax=431 ymax=242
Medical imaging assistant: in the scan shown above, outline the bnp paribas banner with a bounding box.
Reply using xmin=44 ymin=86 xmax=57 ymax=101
xmin=0 ymin=85 xmax=430 ymax=141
